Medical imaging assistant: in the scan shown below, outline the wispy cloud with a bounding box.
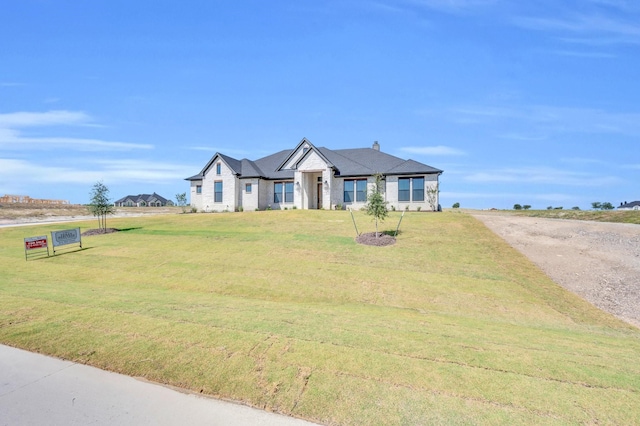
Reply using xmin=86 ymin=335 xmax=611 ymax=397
xmin=514 ymin=9 xmax=640 ymax=46
xmin=0 ymin=110 xmax=91 ymax=128
xmin=550 ymin=50 xmax=616 ymax=58
xmin=188 ymin=146 xmax=256 ymax=158
xmin=0 ymin=110 xmax=152 ymax=151
xmin=442 ymin=190 xmax=580 ymax=203
xmin=464 ymin=166 xmax=622 ymax=187
xmin=405 ymin=0 xmax=498 ymax=13
xmin=400 ymin=145 xmax=467 ymax=156
xmin=0 ymin=158 xmax=194 ymax=186
xmin=448 ymin=104 xmax=640 ymax=136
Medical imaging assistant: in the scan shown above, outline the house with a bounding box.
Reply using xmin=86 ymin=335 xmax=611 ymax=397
xmin=186 ymin=138 xmax=443 ymax=212
xmin=618 ymin=201 xmax=640 ymax=211
xmin=114 ymin=193 xmax=174 ymax=207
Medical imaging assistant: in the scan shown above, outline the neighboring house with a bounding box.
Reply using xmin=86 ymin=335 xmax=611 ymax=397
xmin=114 ymin=193 xmax=174 ymax=207
xmin=618 ymin=201 xmax=640 ymax=211
xmin=186 ymin=138 xmax=443 ymax=212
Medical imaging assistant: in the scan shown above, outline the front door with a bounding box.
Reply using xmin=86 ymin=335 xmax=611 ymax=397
xmin=317 ymin=183 xmax=323 ymax=209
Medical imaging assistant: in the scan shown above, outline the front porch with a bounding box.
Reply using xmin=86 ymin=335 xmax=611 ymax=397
xmin=295 ymin=171 xmax=332 ymax=210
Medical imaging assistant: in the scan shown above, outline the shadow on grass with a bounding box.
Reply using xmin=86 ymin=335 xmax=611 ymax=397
xmin=26 ymin=246 xmax=94 ymax=261
xmin=52 ymin=247 xmax=94 ymax=257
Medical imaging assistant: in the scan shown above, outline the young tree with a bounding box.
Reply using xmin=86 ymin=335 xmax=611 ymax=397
xmin=175 ymin=192 xmax=188 ymax=213
xmin=365 ymin=174 xmax=388 ymax=238
xmin=426 ymin=184 xmax=439 ymax=211
xmin=523 ymin=205 xmax=532 ymax=210
xmin=513 ymin=204 xmax=522 ymax=210
xmin=452 ymin=202 xmax=460 ymax=209
xmin=88 ymin=181 xmax=114 ymax=231
xmin=591 ymin=202 xmax=602 ymax=210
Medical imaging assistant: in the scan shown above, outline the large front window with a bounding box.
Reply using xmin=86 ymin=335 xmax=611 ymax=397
xmin=274 ymin=181 xmax=294 ymax=203
xmin=398 ymin=177 xmax=424 ymax=202
xmin=214 ymin=181 xmax=223 ymax=203
xmin=344 ymin=179 xmax=367 ymax=203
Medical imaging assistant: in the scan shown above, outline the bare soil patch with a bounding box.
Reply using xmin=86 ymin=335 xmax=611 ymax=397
xmin=0 ymin=204 xmax=181 ymax=227
xmin=356 ymin=232 xmax=396 ymax=246
xmin=82 ymin=228 xmax=120 ymax=237
xmin=473 ymin=212 xmax=640 ymax=328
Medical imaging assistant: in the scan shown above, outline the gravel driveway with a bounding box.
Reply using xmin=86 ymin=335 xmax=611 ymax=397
xmin=473 ymin=213 xmax=640 ymax=328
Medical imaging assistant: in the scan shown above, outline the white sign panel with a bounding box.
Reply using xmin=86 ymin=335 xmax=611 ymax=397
xmin=51 ymin=228 xmax=81 ymax=247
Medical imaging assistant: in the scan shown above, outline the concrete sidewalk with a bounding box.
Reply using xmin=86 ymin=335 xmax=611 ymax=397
xmin=0 ymin=345 xmax=317 ymax=425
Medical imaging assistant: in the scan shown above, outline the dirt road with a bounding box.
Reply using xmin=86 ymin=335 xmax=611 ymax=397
xmin=473 ymin=213 xmax=640 ymax=328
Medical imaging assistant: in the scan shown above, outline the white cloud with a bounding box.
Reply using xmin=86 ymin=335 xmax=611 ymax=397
xmin=95 ymin=159 xmax=195 ymax=184
xmin=0 ymin=110 xmax=91 ymax=128
xmin=0 ymin=157 xmax=195 ymax=186
xmin=0 ymin=110 xmax=153 ymax=151
xmin=405 ymin=0 xmax=498 ymax=13
xmin=400 ymin=145 xmax=467 ymax=156
xmin=464 ymin=166 xmax=622 ymax=187
xmin=513 ymin=10 xmax=640 ymax=45
xmin=441 ymin=190 xmax=579 ymax=202
xmin=448 ymin=104 xmax=640 ymax=136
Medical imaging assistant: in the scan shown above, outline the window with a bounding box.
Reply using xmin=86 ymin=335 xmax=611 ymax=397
xmin=344 ymin=180 xmax=354 ymax=203
xmin=412 ymin=177 xmax=424 ymax=202
xmin=356 ymin=180 xmax=367 ymax=202
xmin=274 ymin=183 xmax=282 ymax=203
xmin=214 ymin=181 xmax=223 ymax=203
xmin=245 ymin=183 xmax=252 ymax=194
xmin=284 ymin=182 xmax=294 ymax=203
xmin=344 ymin=179 xmax=367 ymax=203
xmin=398 ymin=178 xmax=410 ymax=202
xmin=398 ymin=177 xmax=424 ymax=202
xmin=274 ymin=181 xmax=294 ymax=203
xmin=216 ymin=163 xmax=221 ymax=175
xmin=196 ymin=185 xmax=202 ymax=194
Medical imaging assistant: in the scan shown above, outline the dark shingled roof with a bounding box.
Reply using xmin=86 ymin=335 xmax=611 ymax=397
xmin=186 ymin=142 xmax=442 ymax=181
xmin=114 ymin=193 xmax=170 ymax=204
xmin=619 ymin=201 xmax=640 ymax=209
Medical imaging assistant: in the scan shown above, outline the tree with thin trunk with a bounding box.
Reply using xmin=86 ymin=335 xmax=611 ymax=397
xmin=176 ymin=192 xmax=188 ymax=213
xmin=88 ymin=181 xmax=114 ymax=231
xmin=365 ymin=174 xmax=388 ymax=238
xmin=426 ymin=184 xmax=439 ymax=211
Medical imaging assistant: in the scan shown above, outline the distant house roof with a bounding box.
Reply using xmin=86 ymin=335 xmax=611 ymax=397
xmin=187 ymin=139 xmax=442 ymax=181
xmin=618 ymin=201 xmax=640 ymax=209
xmin=114 ymin=193 xmax=171 ymax=205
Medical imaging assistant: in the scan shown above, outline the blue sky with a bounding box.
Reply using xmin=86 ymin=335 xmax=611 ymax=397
xmin=1 ymin=0 xmax=639 ymax=209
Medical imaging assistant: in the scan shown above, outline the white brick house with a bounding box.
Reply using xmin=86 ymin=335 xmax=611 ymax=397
xmin=186 ymin=138 xmax=442 ymax=212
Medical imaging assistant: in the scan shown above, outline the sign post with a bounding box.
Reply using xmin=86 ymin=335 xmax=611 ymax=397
xmin=24 ymin=235 xmax=49 ymax=260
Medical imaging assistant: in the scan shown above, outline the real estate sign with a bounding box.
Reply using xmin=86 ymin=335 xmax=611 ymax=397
xmin=51 ymin=227 xmax=82 ymax=254
xmin=24 ymin=235 xmax=49 ymax=260
xmin=24 ymin=236 xmax=48 ymax=250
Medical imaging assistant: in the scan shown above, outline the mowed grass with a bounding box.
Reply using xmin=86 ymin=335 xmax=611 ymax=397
xmin=1 ymin=210 xmax=639 ymax=425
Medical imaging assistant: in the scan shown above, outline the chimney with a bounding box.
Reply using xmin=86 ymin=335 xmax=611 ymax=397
xmin=372 ymin=141 xmax=380 ymax=151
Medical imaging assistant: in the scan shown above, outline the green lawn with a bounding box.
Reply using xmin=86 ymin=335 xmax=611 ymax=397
xmin=1 ymin=211 xmax=639 ymax=425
